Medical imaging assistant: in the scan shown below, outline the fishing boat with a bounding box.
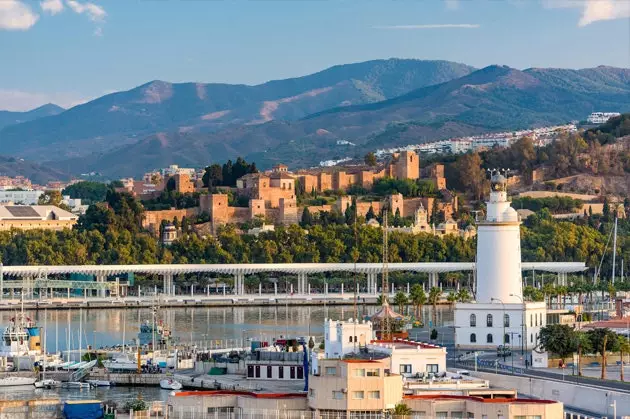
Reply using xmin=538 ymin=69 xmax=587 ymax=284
xmin=102 ymin=354 xmax=138 ymax=372
xmin=0 ymin=313 xmax=41 ymax=357
xmin=160 ymin=378 xmax=182 ymax=390
xmin=0 ymin=376 xmax=36 ymax=387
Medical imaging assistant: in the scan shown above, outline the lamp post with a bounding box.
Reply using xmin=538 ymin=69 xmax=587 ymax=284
xmin=491 ymin=297 xmax=506 ymax=345
xmin=510 ymin=293 xmax=526 ymax=357
xmin=611 ymin=400 xmax=616 ymax=419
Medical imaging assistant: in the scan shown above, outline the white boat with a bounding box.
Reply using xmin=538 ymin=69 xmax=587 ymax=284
xmin=160 ymin=379 xmax=182 ymax=390
xmin=0 ymin=376 xmax=36 ymax=387
xmin=34 ymin=379 xmax=61 ymax=389
xmin=86 ymin=379 xmax=111 ymax=387
xmin=102 ymin=355 xmax=138 ymax=372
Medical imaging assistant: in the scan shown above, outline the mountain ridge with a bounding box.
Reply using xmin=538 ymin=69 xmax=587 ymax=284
xmin=0 ymin=103 xmax=65 ymax=131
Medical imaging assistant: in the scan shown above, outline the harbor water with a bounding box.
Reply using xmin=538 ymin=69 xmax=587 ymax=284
xmin=0 ymin=304 xmax=453 ymax=403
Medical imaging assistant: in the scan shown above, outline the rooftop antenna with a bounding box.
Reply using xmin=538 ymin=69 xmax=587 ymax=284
xmin=381 ymin=209 xmax=391 ymax=341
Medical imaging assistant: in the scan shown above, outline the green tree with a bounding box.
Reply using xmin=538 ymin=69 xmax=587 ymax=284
xmin=300 ymin=207 xmax=313 ymax=227
xmin=393 ymin=291 xmax=408 ymax=314
xmin=539 ymin=324 xmax=577 ymax=361
xmin=587 ymin=328 xmax=620 ymax=379
xmin=364 ymin=152 xmax=377 ymax=167
xmin=202 ymin=163 xmax=223 ymax=188
xmin=62 ymin=181 xmax=108 ymax=204
xmin=365 ymin=206 xmax=376 ymax=221
xmin=575 ymin=331 xmax=592 ymax=377
xmin=409 ymin=284 xmax=426 ymax=323
xmin=428 ymin=287 xmax=442 ymax=326
xmin=618 ymin=336 xmax=630 ymax=382
xmin=456 ymin=288 xmax=471 ymax=303
xmin=391 ymin=403 xmax=412 ymax=417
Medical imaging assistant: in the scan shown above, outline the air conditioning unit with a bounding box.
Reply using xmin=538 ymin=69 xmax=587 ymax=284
xmin=341 ymin=388 xmax=347 ymax=393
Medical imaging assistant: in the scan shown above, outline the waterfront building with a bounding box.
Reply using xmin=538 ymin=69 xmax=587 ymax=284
xmin=309 ymin=358 xmax=403 ymax=414
xmin=246 ymin=351 xmax=307 ymax=381
xmin=455 ymin=172 xmax=547 ymax=350
xmin=367 ymin=339 xmax=446 ymax=377
xmin=323 ymin=319 xmax=373 ymax=359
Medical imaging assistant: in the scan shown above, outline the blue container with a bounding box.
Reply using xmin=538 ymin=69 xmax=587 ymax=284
xmin=63 ymin=400 xmax=103 ymax=419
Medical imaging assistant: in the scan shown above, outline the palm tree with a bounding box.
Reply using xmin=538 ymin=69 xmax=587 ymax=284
xmin=391 ymin=403 xmax=412 ymax=418
xmin=575 ymin=331 xmax=591 ymax=377
xmin=393 ymin=291 xmax=408 ymax=314
xmin=409 ymin=284 xmax=426 ymax=325
xmin=457 ymin=289 xmax=471 ymax=303
xmin=428 ymin=287 xmax=442 ymax=326
xmin=377 ymin=294 xmax=386 ymax=305
xmin=446 ymin=293 xmax=457 ymax=305
xmin=618 ymin=336 xmax=630 ymax=382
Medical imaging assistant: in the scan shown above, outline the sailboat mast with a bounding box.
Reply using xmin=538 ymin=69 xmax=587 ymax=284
xmin=43 ymin=310 xmax=47 ymax=380
xmin=612 ymin=215 xmax=618 ymax=284
xmin=382 ymin=210 xmax=390 ymax=340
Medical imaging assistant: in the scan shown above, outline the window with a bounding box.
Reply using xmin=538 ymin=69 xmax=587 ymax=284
xmin=535 ymin=314 xmax=538 ymax=326
xmin=332 ymin=391 xmax=344 ymax=400
xmin=349 ymin=336 xmax=353 ymax=343
xmin=354 ymin=368 xmax=366 ymax=377
xmin=530 ymin=314 xmax=533 ymax=327
xmin=504 ymin=334 xmax=510 ymax=344
xmin=504 ymin=314 xmax=510 ymax=327
xmin=368 ymin=391 xmax=380 ymax=399
xmin=487 ymin=334 xmax=493 ymax=343
xmin=267 ymin=366 xmax=272 ymax=378
xmin=540 ymin=313 xmax=544 ymax=326
xmin=308 ymin=388 xmax=315 ymax=397
xmin=467 ymin=413 xmax=475 ymax=419
xmin=470 ymin=314 xmax=476 ymax=327
xmin=366 ymin=368 xmax=380 ymax=377
xmin=278 ymin=366 xmax=284 ymax=379
xmin=399 ymin=364 xmax=412 ymax=374
xmin=426 ymin=364 xmax=439 ymax=373
xmin=255 ymin=365 xmax=260 ymax=378
xmin=487 ymin=314 xmax=493 ymax=327
xmin=451 ymin=413 xmax=464 ymax=419
xmin=247 ymin=365 xmax=254 ymax=378
xmin=531 ymin=333 xmax=533 ymax=343
xmin=290 ymin=367 xmax=295 ymax=379
xmin=352 ymin=391 xmax=364 ymax=400
xmin=325 ymin=367 xmax=337 ymax=376
xmin=436 ymin=413 xmax=448 ymax=418
xmin=297 ymin=367 xmax=303 ymax=380
xmin=470 ymin=333 xmax=476 ymax=343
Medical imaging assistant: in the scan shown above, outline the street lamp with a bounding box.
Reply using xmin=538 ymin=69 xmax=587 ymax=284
xmin=611 ymin=400 xmax=616 ymax=419
xmin=510 ymin=293 xmax=526 ymax=357
xmin=491 ymin=297 xmax=506 ymax=346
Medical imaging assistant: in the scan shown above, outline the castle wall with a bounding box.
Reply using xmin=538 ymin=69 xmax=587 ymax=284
xmin=142 ymin=208 xmax=199 ymax=236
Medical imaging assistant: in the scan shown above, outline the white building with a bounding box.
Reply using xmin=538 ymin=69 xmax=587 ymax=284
xmin=0 ymin=190 xmax=43 ymax=205
xmin=454 ymin=173 xmax=546 ymax=350
xmin=324 ymin=318 xmax=373 ymax=359
xmin=587 ymin=112 xmax=620 ymax=124
xmin=367 ymin=339 xmax=446 ymax=377
xmin=161 ymin=165 xmax=196 ymax=178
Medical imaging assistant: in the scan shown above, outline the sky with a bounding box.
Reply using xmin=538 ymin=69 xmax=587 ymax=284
xmin=0 ymin=0 xmax=629 ymax=111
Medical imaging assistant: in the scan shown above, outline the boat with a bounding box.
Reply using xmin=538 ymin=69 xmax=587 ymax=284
xmin=34 ymin=378 xmax=61 ymax=389
xmin=0 ymin=376 xmax=37 ymax=387
xmin=102 ymin=354 xmax=138 ymax=372
xmin=0 ymin=312 xmax=41 ymax=357
xmin=160 ymin=378 xmax=182 ymax=390
xmin=86 ymin=379 xmax=111 ymax=387
xmin=138 ymin=302 xmax=177 ymax=349
xmin=61 ymin=381 xmax=91 ymax=389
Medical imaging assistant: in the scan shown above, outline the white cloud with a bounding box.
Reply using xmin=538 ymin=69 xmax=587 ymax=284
xmin=0 ymin=89 xmax=87 ymax=112
xmin=542 ymin=0 xmax=630 ymax=26
xmin=40 ymin=0 xmax=64 ymax=15
xmin=66 ymin=0 xmax=106 ymax=22
xmin=0 ymin=0 xmax=39 ymax=31
xmin=373 ymin=24 xmax=481 ymax=29
xmin=445 ymin=0 xmax=460 ymax=10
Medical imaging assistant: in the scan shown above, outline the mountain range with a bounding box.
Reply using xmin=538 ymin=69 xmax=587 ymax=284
xmin=1 ymin=59 xmax=629 ymax=178
xmin=0 ymin=104 xmax=64 ymax=131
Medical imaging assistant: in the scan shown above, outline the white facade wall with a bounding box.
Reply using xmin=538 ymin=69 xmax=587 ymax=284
xmin=0 ymin=190 xmax=43 ymax=205
xmin=246 ymin=362 xmax=305 ymax=381
xmin=324 ymin=319 xmax=373 ymax=359
xmin=454 ymin=302 xmax=546 ymax=350
xmin=368 ymin=343 xmax=447 ymax=376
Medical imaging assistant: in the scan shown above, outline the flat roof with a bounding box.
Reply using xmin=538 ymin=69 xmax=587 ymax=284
xmin=173 ymin=390 xmax=305 ymax=399
xmin=370 ymin=339 xmax=442 ymax=350
xmin=403 ymin=395 xmax=559 ymax=404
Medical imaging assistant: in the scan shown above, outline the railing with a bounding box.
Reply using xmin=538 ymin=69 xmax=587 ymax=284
xmin=69 ymin=359 xmax=97 ymax=381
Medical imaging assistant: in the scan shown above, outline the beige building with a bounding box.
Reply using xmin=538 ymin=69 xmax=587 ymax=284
xmin=308 ymin=358 xmax=403 ymax=415
xmin=0 ymin=205 xmax=78 ymax=231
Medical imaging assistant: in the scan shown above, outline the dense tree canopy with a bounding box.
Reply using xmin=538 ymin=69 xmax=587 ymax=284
xmin=62 ymin=181 xmax=108 ymax=204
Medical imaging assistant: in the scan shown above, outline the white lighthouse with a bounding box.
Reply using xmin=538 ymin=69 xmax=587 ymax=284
xmin=455 ymin=171 xmax=546 ymax=351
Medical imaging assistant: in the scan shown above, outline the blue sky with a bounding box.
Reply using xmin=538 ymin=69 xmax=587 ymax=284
xmin=0 ymin=0 xmax=629 ymax=111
